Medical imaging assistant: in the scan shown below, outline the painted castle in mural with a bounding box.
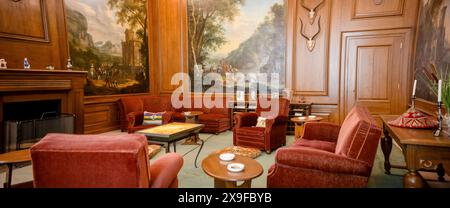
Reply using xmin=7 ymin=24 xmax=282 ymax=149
xmin=65 ymin=0 xmax=149 ymax=96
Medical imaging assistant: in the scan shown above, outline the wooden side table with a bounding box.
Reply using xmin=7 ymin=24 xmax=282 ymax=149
xmin=202 ymin=153 xmax=263 ymax=188
xmin=291 ymin=116 xmax=324 ymax=139
xmin=0 ymin=150 xmax=31 ymax=188
xmin=380 ymin=115 xmax=450 ymax=188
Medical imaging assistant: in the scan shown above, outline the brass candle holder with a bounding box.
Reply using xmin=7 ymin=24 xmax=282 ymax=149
xmin=434 ymin=101 xmax=443 ymax=137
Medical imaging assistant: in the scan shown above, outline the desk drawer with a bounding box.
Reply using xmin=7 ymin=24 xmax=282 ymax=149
xmin=412 ymin=146 xmax=450 ymax=174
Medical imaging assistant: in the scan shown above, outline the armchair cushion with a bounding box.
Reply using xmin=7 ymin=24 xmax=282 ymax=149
xmin=31 ymin=134 xmax=151 ymax=188
xmin=335 ymin=106 xmax=382 ymax=165
xmin=276 ymin=147 xmax=372 ymax=177
xmin=235 ymin=127 xmax=266 ymax=139
xmin=234 ymin=113 xmax=258 ymax=128
xmin=293 ymin=139 xmax=336 ymax=153
xmin=301 ymin=122 xmax=341 ymax=142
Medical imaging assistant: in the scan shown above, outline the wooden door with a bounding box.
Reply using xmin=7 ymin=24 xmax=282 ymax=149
xmin=342 ymin=29 xmax=413 ymax=120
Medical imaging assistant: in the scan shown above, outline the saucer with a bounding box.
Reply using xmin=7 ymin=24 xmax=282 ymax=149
xmin=219 ymin=153 xmax=235 ymax=162
xmin=227 ymin=163 xmax=245 ymax=173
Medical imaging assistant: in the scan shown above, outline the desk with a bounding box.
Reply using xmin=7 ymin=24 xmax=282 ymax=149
xmin=380 ymin=115 xmax=450 ymax=188
xmin=0 ymin=150 xmax=31 ymax=188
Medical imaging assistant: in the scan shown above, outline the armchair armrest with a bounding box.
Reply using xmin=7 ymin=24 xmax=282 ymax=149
xmin=302 ymin=122 xmax=341 ymax=142
xmin=275 ymin=147 xmax=371 ymax=177
xmin=127 ymin=112 xmax=144 ymax=128
xmin=150 ymin=153 xmax=184 ymax=188
xmin=162 ymin=111 xmax=174 ymax=124
xmin=234 ymin=113 xmax=258 ymax=128
xmin=265 ymin=116 xmax=288 ymax=128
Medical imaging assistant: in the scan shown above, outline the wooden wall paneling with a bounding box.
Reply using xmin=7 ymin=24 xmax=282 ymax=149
xmin=352 ymin=0 xmax=406 ymax=19
xmin=341 ymin=0 xmax=419 ymax=31
xmin=84 ymin=101 xmax=120 ymax=134
xmin=154 ymin=0 xmax=188 ymax=95
xmin=340 ymin=29 xmax=414 ymax=122
xmin=292 ymin=0 xmax=332 ymax=97
xmin=0 ymin=0 xmax=68 ymax=70
xmin=0 ymin=0 xmax=49 ymax=42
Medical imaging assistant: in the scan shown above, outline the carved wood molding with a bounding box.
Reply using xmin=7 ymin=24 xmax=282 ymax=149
xmin=351 ymin=0 xmax=406 ymax=20
xmin=0 ymin=79 xmax=72 ymax=92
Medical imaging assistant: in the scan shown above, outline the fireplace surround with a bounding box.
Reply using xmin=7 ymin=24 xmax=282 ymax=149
xmin=0 ymin=69 xmax=87 ymax=153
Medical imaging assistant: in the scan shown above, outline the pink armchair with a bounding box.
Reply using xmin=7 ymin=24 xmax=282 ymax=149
xmin=233 ymin=98 xmax=290 ymax=154
xmin=267 ymin=106 xmax=382 ymax=188
xmin=30 ymin=134 xmax=183 ymax=188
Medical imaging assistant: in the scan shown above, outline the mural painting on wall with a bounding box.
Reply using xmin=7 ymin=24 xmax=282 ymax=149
xmin=416 ymin=0 xmax=450 ymax=102
xmin=188 ymin=0 xmax=286 ymax=92
xmin=65 ymin=0 xmax=149 ymax=96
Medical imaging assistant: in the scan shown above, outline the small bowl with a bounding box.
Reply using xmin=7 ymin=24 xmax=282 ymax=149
xmin=184 ymin=112 xmax=191 ymax=116
xmin=227 ymin=163 xmax=245 ymax=173
xmin=308 ymin=115 xmax=317 ymax=119
xmin=298 ymin=117 xmax=306 ymax=120
xmin=219 ymin=153 xmax=235 ymax=162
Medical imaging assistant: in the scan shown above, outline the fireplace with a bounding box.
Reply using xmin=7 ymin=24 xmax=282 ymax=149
xmin=0 ymin=69 xmax=87 ymax=153
xmin=2 ymin=100 xmax=75 ymax=152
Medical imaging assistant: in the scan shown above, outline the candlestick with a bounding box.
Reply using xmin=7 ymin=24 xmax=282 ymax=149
xmin=434 ymin=101 xmax=443 ymax=137
xmin=412 ymin=80 xmax=417 ymax=97
xmin=438 ymin=80 xmax=443 ymax=102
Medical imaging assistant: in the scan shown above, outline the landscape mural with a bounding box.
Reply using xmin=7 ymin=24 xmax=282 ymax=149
xmin=65 ymin=0 xmax=149 ymax=96
xmin=416 ymin=0 xmax=450 ymax=102
xmin=188 ymin=0 xmax=286 ymax=92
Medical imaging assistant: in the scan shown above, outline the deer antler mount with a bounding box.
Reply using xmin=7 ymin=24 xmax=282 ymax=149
xmin=300 ymin=0 xmax=325 ymax=25
xmin=299 ymin=17 xmax=321 ymax=52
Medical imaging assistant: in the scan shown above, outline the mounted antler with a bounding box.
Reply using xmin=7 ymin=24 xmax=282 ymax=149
xmin=300 ymin=0 xmax=325 ymax=24
xmin=299 ymin=17 xmax=321 ymax=52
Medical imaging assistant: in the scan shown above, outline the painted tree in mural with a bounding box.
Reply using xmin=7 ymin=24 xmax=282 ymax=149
xmin=108 ymin=0 xmax=149 ymax=83
xmin=188 ymin=0 xmax=245 ymax=69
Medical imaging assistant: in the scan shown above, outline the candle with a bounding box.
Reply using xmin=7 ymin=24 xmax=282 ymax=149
xmin=438 ymin=80 xmax=443 ymax=102
xmin=412 ymin=80 xmax=417 ymax=97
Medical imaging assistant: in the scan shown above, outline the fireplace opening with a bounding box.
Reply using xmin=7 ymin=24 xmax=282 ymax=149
xmin=2 ymin=100 xmax=75 ymax=152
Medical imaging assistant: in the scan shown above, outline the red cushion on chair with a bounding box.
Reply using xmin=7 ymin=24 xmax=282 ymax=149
xmin=294 ymin=139 xmax=336 ymax=153
xmin=236 ymin=127 xmax=265 ymax=138
xmin=199 ymin=114 xmax=228 ymax=122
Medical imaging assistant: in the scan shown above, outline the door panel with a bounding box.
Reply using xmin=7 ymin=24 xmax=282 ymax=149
xmin=342 ymin=29 xmax=412 ymax=119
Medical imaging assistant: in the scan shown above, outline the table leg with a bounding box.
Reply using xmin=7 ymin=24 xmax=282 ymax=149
xmin=4 ymin=164 xmax=13 ymax=188
xmin=437 ymin=163 xmax=446 ymax=182
xmin=214 ymin=179 xmax=252 ymax=188
xmin=194 ymin=139 xmax=205 ymax=168
xmin=166 ymin=142 xmax=171 ymax=153
xmin=381 ymin=128 xmax=393 ymax=175
xmin=173 ymin=142 xmax=177 ymax=153
xmin=404 ymin=170 xmax=426 ymax=188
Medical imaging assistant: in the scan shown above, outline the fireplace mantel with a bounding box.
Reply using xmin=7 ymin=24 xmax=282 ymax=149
xmin=0 ymin=69 xmax=87 ymax=152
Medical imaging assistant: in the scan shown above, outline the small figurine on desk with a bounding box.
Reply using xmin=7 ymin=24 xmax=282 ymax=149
xmin=24 ymin=58 xmax=30 ymax=70
xmin=67 ymin=57 xmax=73 ymax=70
xmin=0 ymin=59 xmax=7 ymax=69
xmin=46 ymin=65 xmax=55 ymax=70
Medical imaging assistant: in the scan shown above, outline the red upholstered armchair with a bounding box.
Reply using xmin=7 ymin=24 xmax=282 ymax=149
xmin=267 ymin=106 xmax=382 ymax=188
xmin=119 ymin=96 xmax=181 ymax=133
xmin=233 ymin=98 xmax=290 ymax=154
xmin=31 ymin=134 xmax=183 ymax=188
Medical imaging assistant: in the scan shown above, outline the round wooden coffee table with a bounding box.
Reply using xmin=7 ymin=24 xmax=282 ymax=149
xmin=202 ymin=153 xmax=263 ymax=188
xmin=291 ymin=116 xmax=324 ymax=139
